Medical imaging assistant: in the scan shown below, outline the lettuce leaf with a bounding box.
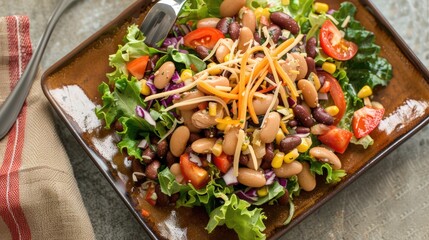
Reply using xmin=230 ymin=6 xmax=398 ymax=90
xmin=177 ymin=0 xmax=223 ymax=24
xmin=252 ymin=181 xmax=286 ymax=206
xmin=206 ymin=194 xmax=267 ymax=240
xmin=155 ymin=46 xmax=206 ymax=73
xmin=310 ymin=161 xmax=347 ymax=184
xmin=107 ymin=25 xmax=161 ymax=83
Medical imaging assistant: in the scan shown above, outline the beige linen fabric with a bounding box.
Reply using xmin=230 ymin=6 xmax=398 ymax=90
xmin=0 ymin=16 xmax=95 ymax=240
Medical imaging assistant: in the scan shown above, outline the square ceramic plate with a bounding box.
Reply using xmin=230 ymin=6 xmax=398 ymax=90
xmin=41 ymin=0 xmax=429 ymax=239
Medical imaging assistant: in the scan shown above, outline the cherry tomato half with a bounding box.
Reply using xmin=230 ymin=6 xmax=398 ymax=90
xmin=180 ymin=153 xmax=209 ymax=189
xmin=213 ymin=152 xmax=232 ymax=174
xmin=318 ymin=126 xmax=353 ymax=154
xmin=183 ymin=27 xmax=225 ymax=49
xmin=317 ymin=71 xmax=346 ymax=125
xmin=127 ymin=55 xmax=149 ymax=80
xmin=319 ymin=20 xmax=358 ymax=61
xmin=352 ymin=106 xmax=385 ymax=138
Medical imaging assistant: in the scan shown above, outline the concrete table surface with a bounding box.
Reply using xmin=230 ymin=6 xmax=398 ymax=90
xmin=2 ymin=0 xmax=429 ymax=239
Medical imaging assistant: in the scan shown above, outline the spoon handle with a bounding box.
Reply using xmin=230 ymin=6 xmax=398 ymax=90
xmin=0 ymin=0 xmax=77 ymax=139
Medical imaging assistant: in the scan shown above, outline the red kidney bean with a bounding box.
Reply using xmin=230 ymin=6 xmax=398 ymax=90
xmin=195 ymin=45 xmax=210 ymax=59
xmin=279 ymin=135 xmax=301 ymax=153
xmin=112 ymin=120 xmax=123 ymax=132
xmin=263 ymin=143 xmax=275 ymax=162
xmin=295 ymin=126 xmax=311 ymax=134
xmin=156 ymin=140 xmax=168 ymax=158
xmin=229 ymin=21 xmax=240 ymax=41
xmin=166 ymin=151 xmax=177 ymax=167
xmin=131 ymin=157 xmax=144 ymax=174
xmin=312 ymin=107 xmax=334 ymax=125
xmin=216 ymin=17 xmax=232 ymax=35
xmin=155 ymin=184 xmax=169 ymax=206
xmin=204 ymin=128 xmax=218 ymax=138
xmin=278 ymin=190 xmax=289 ymax=205
xmin=239 ymin=154 xmax=249 ymax=165
xmin=142 ymin=147 xmax=155 ymax=164
xmin=270 ymin=12 xmax=300 ymax=35
xmin=293 ymin=104 xmax=314 ymax=127
xmin=253 ymin=31 xmax=262 ymax=45
xmin=306 ymin=37 xmax=317 ymax=59
xmin=305 ymin=57 xmax=316 ymax=78
xmin=268 ymin=24 xmax=282 ymax=43
xmin=146 ymin=54 xmax=160 ymax=72
xmin=188 ymin=133 xmax=202 ymax=144
xmin=145 ymin=160 xmax=160 ymax=180
xmin=288 ymin=119 xmax=299 ymax=128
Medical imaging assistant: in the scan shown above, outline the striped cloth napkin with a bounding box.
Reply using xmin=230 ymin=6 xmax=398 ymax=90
xmin=0 ymin=16 xmax=95 ymax=240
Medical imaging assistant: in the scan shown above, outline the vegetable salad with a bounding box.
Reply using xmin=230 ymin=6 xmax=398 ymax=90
xmin=95 ymin=0 xmax=392 ymax=239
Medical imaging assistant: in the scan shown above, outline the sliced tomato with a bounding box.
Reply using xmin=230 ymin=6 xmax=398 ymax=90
xmin=127 ymin=55 xmax=150 ymax=80
xmin=180 ymin=153 xmax=209 ymax=189
xmin=183 ymin=27 xmax=224 ymax=49
xmin=352 ymin=106 xmax=385 ymax=138
xmin=144 ymin=184 xmax=156 ymax=206
xmin=318 ymin=126 xmax=353 ymax=154
xmin=213 ymin=152 xmax=232 ymax=174
xmin=319 ymin=20 xmax=358 ymax=61
xmin=317 ymin=71 xmax=346 ymax=125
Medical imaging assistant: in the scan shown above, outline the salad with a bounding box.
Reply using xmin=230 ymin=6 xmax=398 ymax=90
xmin=95 ymin=0 xmax=392 ymax=239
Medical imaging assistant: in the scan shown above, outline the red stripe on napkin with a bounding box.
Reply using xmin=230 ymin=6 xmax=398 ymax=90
xmin=0 ymin=15 xmax=32 ymax=240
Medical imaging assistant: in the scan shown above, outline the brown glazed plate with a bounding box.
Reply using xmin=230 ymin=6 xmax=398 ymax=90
xmin=41 ymin=0 xmax=429 ymax=239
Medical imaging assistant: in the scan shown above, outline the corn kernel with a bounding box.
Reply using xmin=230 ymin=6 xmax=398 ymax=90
xmin=275 ymin=128 xmax=285 ymax=145
xmin=271 ymin=151 xmax=285 ymax=169
xmin=280 ymin=121 xmax=289 ymax=134
xmin=282 ymin=0 xmax=290 ymax=5
xmin=257 ymin=186 xmax=269 ymax=197
xmin=207 ymin=62 xmax=222 ymax=75
xmin=297 ymin=138 xmax=311 ymax=153
xmin=314 ymin=2 xmax=329 ymax=14
xmin=208 ymin=102 xmax=217 ymax=116
xmin=357 ymin=85 xmax=373 ymax=98
xmin=211 ymin=141 xmax=223 ymax=157
xmin=322 ymin=62 xmax=336 ymax=74
xmin=216 ymin=116 xmax=231 ymax=131
xmin=325 ymin=105 xmax=340 ymax=116
xmin=224 ymin=54 xmax=231 ymax=63
xmin=140 ymin=80 xmax=151 ymax=96
xmin=284 ymin=148 xmax=299 ymax=163
xmin=180 ymin=69 xmax=193 ymax=80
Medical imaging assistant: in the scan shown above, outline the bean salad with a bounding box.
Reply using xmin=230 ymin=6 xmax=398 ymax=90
xmin=95 ymin=0 xmax=393 ymax=239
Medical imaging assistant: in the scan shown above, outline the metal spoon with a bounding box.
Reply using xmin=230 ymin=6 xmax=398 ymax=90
xmin=0 ymin=0 xmax=77 ymax=140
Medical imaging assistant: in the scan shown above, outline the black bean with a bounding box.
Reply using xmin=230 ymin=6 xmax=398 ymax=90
xmin=229 ymin=21 xmax=240 ymax=41
xmin=145 ymin=160 xmax=160 ymax=180
xmin=216 ymin=17 xmax=232 ymax=35
xmin=305 ymin=37 xmax=317 ymax=59
xmin=267 ymin=24 xmax=282 ymax=43
xmin=279 ymin=136 xmax=301 ymax=153
xmin=293 ymin=104 xmax=314 ymax=127
xmin=195 ymin=45 xmax=210 ymax=59
xmin=156 ymin=140 xmax=168 ymax=158
xmin=270 ymin=12 xmax=300 ymax=35
xmin=312 ymin=107 xmax=334 ymax=125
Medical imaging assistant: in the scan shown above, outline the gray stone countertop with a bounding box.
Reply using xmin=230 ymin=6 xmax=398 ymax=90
xmin=1 ymin=0 xmax=429 ymax=239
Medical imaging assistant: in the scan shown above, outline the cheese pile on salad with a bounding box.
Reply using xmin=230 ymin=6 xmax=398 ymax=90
xmin=96 ymin=0 xmax=392 ymax=239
